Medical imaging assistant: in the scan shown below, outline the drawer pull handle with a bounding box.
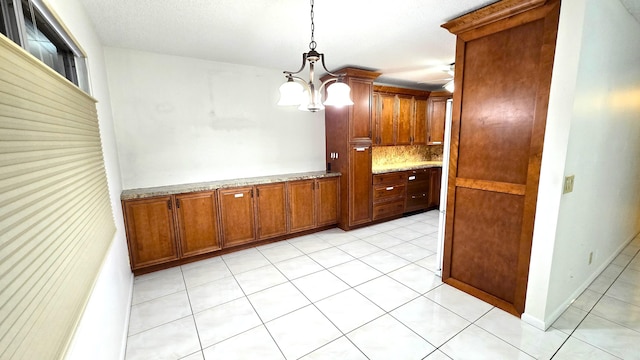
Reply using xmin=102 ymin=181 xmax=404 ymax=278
xmin=408 ymin=176 xmax=416 ymax=180
xmin=355 ymin=147 xmax=367 ymax=152
xmin=234 ymin=193 xmax=244 ymax=198
xmin=386 ymin=187 xmax=394 ymax=191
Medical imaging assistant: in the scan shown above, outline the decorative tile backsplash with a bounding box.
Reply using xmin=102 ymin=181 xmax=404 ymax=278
xmin=372 ymin=145 xmax=443 ymax=167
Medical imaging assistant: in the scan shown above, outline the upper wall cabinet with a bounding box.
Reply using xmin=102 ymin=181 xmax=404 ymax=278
xmin=372 ymin=85 xmax=430 ymax=146
xmin=427 ymin=91 xmax=451 ymax=145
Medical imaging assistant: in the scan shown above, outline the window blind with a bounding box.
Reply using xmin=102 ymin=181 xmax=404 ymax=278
xmin=0 ymin=34 xmax=116 ymax=359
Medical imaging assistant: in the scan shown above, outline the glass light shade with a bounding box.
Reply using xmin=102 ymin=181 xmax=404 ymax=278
xmin=323 ymin=82 xmax=354 ymax=107
xmin=278 ymin=80 xmax=304 ymax=106
xmin=298 ymin=89 xmax=325 ymax=112
xmin=444 ymin=80 xmax=454 ymax=93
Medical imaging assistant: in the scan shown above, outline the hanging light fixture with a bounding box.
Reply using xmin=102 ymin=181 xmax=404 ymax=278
xmin=277 ymin=0 xmax=353 ymax=112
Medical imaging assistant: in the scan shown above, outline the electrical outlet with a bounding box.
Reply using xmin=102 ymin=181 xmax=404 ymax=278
xmin=589 ymin=251 xmax=593 ymax=265
xmin=563 ymin=175 xmax=575 ymax=194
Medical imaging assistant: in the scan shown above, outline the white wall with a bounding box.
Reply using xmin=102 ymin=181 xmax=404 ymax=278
xmin=42 ymin=1 xmax=134 ymax=359
xmin=104 ymin=48 xmax=327 ymax=190
xmin=526 ymin=0 xmax=640 ymax=328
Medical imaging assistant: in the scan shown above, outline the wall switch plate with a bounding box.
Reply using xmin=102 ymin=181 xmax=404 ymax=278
xmin=563 ymin=175 xmax=575 ymax=194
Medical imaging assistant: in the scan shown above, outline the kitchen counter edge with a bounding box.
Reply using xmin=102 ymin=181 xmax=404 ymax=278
xmin=121 ymin=171 xmax=342 ymax=200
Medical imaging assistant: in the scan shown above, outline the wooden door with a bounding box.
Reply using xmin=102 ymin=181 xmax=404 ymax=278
xmin=349 ymin=144 xmax=372 ymax=227
xmin=255 ymin=183 xmax=288 ymax=240
xmin=219 ymin=187 xmax=256 ymax=247
xmin=316 ymin=177 xmax=339 ymax=226
xmin=349 ymin=78 xmax=373 ymax=142
xmin=396 ymin=95 xmax=413 ymax=145
xmin=413 ymin=98 xmax=428 ymax=145
xmin=175 ymin=192 xmax=221 ymax=257
xmin=375 ymin=93 xmax=395 ymax=145
xmin=288 ymin=180 xmax=316 ymax=232
xmin=427 ymin=96 xmax=447 ymax=145
xmin=123 ymin=196 xmax=178 ymax=269
xmin=441 ymin=0 xmax=560 ymax=316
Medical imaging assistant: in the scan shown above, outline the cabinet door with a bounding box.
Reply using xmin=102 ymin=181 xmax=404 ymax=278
xmin=123 ymin=196 xmax=178 ymax=269
xmin=219 ymin=187 xmax=256 ymax=247
xmin=375 ymin=93 xmax=395 ymax=145
xmin=316 ymin=177 xmax=339 ymax=226
xmin=413 ymin=98 xmax=428 ymax=145
xmin=256 ymin=183 xmax=288 ymax=240
xmin=288 ymin=180 xmax=316 ymax=232
xmin=175 ymin=192 xmax=221 ymax=257
xmin=396 ymin=95 xmax=413 ymax=145
xmin=349 ymin=145 xmax=373 ymax=226
xmin=427 ymin=97 xmax=448 ymax=145
xmin=349 ymin=78 xmax=373 ymax=142
xmin=428 ymin=168 xmax=442 ymax=208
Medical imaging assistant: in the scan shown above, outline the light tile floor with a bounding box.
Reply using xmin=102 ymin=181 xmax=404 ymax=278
xmin=125 ymin=210 xmax=640 ymax=360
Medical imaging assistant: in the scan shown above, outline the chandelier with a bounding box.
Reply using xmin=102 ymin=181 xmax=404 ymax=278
xmin=277 ymin=0 xmax=353 ymax=112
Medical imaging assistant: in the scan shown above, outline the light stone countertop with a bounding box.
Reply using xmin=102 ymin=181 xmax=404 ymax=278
xmin=372 ymin=161 xmax=443 ymax=175
xmin=121 ymin=171 xmax=341 ymax=200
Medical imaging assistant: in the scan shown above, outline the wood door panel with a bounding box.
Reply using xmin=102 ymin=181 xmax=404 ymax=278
xmin=450 ymin=188 xmax=524 ymax=303
xmin=349 ymin=145 xmax=372 ymax=226
xmin=256 ymin=183 xmax=288 ymax=239
xmin=175 ymin=192 xmax=221 ymax=257
xmin=442 ymin=0 xmax=561 ymax=316
xmin=124 ymin=197 xmax=178 ymax=269
xmin=397 ymin=96 xmax=413 ymax=145
xmin=378 ymin=94 xmax=395 ymax=145
xmin=427 ymin=97 xmax=447 ymax=145
xmin=456 ymin=19 xmax=544 ymax=185
xmin=316 ymin=178 xmax=339 ymax=226
xmin=219 ymin=187 xmax=256 ymax=247
xmin=350 ymin=78 xmax=373 ymax=141
xmin=289 ymin=180 xmax=316 ymax=232
xmin=413 ymin=98 xmax=428 ymax=145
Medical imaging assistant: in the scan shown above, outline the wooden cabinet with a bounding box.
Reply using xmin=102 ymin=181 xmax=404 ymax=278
xmin=124 ymin=196 xmax=178 ymax=269
xmin=324 ymin=68 xmax=380 ymax=230
xmin=372 ymin=172 xmax=406 ymax=220
xmin=219 ymin=187 xmax=256 ymax=247
xmin=373 ymin=93 xmax=395 ymax=145
xmin=350 ymin=144 xmax=373 ymax=226
xmin=123 ymin=175 xmax=340 ymax=273
xmin=428 ymin=167 xmax=442 ymax=208
xmin=405 ymin=169 xmax=431 ymax=213
xmin=441 ymin=0 xmax=561 ymax=316
xmin=372 ymin=85 xmax=430 ymax=146
xmin=255 ymin=183 xmax=287 ymax=240
xmin=427 ymin=92 xmax=450 ymax=145
xmin=289 ymin=180 xmax=316 ymax=233
xmin=404 ymin=168 xmax=442 ymax=212
xmin=289 ymin=177 xmax=340 ymax=232
xmin=175 ymin=192 xmax=221 ymax=257
xmin=316 ymin=177 xmax=339 ymax=226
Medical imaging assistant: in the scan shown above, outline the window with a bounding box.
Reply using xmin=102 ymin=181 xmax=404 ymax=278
xmin=0 ymin=0 xmax=89 ymax=92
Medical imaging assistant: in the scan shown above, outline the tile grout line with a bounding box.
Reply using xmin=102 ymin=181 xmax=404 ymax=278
xmin=548 ymin=245 xmax=640 ymax=359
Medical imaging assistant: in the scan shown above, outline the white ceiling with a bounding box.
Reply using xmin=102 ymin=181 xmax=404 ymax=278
xmin=78 ymin=0 xmax=501 ymax=90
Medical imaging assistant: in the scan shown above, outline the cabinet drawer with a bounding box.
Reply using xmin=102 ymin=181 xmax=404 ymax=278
xmin=373 ymin=172 xmax=406 ymax=186
xmin=406 ymin=168 xmax=430 ymax=182
xmin=405 ymin=192 xmax=429 ymax=212
xmin=373 ymin=184 xmax=405 ymax=202
xmin=406 ymin=180 xmax=429 ymax=195
xmin=373 ymin=200 xmax=405 ymax=220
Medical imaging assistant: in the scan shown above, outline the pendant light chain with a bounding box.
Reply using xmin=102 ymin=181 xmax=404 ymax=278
xmin=309 ymin=0 xmax=316 ymax=50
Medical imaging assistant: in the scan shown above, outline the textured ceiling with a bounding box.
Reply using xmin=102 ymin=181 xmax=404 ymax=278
xmin=78 ymin=0 xmax=499 ymax=90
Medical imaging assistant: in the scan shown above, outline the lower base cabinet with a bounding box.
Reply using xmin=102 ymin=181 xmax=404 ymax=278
xmin=122 ymin=176 xmax=340 ymax=272
xmin=289 ymin=178 xmax=340 ymax=232
xmin=175 ymin=192 xmax=221 ymax=257
xmin=124 ymin=196 xmax=179 ymax=270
